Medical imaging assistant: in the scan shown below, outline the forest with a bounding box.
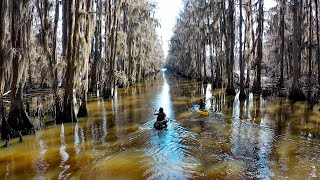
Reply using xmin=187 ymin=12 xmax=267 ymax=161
xmin=1 ymin=0 xmax=320 ymax=179
xmin=166 ymin=0 xmax=320 ymax=104
xmin=0 ymin=0 xmax=163 ymax=143
xmin=0 ymin=0 xmax=319 ymax=146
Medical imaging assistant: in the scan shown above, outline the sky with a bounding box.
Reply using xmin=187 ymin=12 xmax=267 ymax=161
xmin=154 ymin=0 xmax=183 ymax=58
xmin=155 ymin=0 xmax=277 ymax=59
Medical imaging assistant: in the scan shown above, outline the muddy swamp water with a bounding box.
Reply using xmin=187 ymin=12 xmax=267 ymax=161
xmin=0 ymin=70 xmax=320 ymax=180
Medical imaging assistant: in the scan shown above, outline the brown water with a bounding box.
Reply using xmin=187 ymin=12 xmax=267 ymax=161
xmin=1 ymin=70 xmax=320 ymax=179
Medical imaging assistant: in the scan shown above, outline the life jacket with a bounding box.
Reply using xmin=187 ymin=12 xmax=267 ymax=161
xmin=199 ymin=102 xmax=205 ymax=109
xmin=157 ymin=112 xmax=166 ymax=121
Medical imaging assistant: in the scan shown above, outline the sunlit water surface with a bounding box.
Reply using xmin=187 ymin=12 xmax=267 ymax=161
xmin=1 ymin=71 xmax=320 ymax=179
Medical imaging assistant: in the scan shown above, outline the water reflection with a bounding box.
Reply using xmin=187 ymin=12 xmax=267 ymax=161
xmin=230 ymin=93 xmax=275 ymax=178
xmin=0 ymin=71 xmax=320 ymax=179
xmin=59 ymin=124 xmax=70 ymax=179
xmin=155 ymin=71 xmax=172 ymax=118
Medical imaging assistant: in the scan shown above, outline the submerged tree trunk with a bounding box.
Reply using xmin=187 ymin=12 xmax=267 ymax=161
xmin=6 ymin=0 xmax=34 ymax=135
xmin=308 ymin=0 xmax=312 ymax=84
xmin=209 ymin=36 xmax=214 ymax=84
xmin=246 ymin=0 xmax=255 ymax=88
xmin=253 ymin=0 xmax=263 ymax=94
xmin=0 ymin=0 xmax=8 ymax=140
xmin=7 ymin=0 xmax=33 ymax=134
xmin=61 ymin=0 xmax=77 ymax=123
xmin=289 ymin=0 xmax=306 ymax=101
xmin=78 ymin=0 xmax=94 ymax=118
xmin=215 ymin=10 xmax=223 ymax=88
xmin=90 ymin=0 xmax=102 ymax=93
xmin=208 ymin=3 xmax=214 ymax=84
xmin=279 ymin=0 xmax=285 ymax=88
xmin=315 ymin=0 xmax=320 ymax=86
xmin=62 ymin=0 xmax=68 ymax=57
xmin=226 ymin=0 xmax=236 ymax=95
xmin=103 ymin=0 xmax=113 ymax=99
xmin=52 ymin=0 xmax=63 ymax=122
xmin=239 ymin=0 xmax=246 ymax=101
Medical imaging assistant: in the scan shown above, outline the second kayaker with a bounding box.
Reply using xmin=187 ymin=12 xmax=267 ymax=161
xmin=198 ymin=99 xmax=206 ymax=110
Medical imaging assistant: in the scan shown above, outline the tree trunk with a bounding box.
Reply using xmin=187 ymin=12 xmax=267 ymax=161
xmin=308 ymin=0 xmax=312 ymax=84
xmin=0 ymin=0 xmax=8 ymax=140
xmin=226 ymin=0 xmax=236 ymax=95
xmin=289 ymin=0 xmax=306 ymax=101
xmin=279 ymin=0 xmax=285 ymax=88
xmin=202 ymin=20 xmax=207 ymax=83
xmin=61 ymin=0 xmax=77 ymax=123
xmin=62 ymin=0 xmax=68 ymax=57
xmin=90 ymin=34 xmax=99 ymax=93
xmin=103 ymin=0 xmax=113 ymax=99
xmin=209 ymin=36 xmax=214 ymax=84
xmin=315 ymin=0 xmax=320 ymax=86
xmin=52 ymin=0 xmax=63 ymax=121
xmin=106 ymin=11 xmax=117 ymax=98
xmin=239 ymin=0 xmax=246 ymax=101
xmin=253 ymin=0 xmax=263 ymax=94
xmin=6 ymin=0 xmax=34 ymax=136
xmin=215 ymin=11 xmax=223 ymax=88
xmin=202 ymin=39 xmax=207 ymax=83
xmin=78 ymin=0 xmax=94 ymax=118
xmin=90 ymin=0 xmax=102 ymax=93
xmin=247 ymin=0 xmax=255 ymax=88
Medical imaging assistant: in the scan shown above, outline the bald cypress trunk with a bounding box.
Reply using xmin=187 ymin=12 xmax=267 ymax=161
xmin=279 ymin=0 xmax=285 ymax=88
xmin=239 ymin=0 xmax=246 ymax=101
xmin=253 ymin=0 xmax=263 ymax=94
xmin=103 ymin=0 xmax=112 ymax=98
xmin=315 ymin=0 xmax=320 ymax=86
xmin=90 ymin=0 xmax=102 ymax=93
xmin=7 ymin=0 xmax=34 ymax=134
xmin=226 ymin=0 xmax=236 ymax=95
xmin=0 ymin=0 xmax=8 ymax=140
xmin=52 ymin=0 xmax=63 ymax=121
xmin=247 ymin=0 xmax=255 ymax=88
xmin=308 ymin=0 xmax=312 ymax=83
xmin=289 ymin=0 xmax=306 ymax=101
xmin=62 ymin=0 xmax=68 ymax=57
xmin=78 ymin=0 xmax=94 ymax=118
xmin=61 ymin=0 xmax=77 ymax=123
xmin=103 ymin=0 xmax=119 ymax=99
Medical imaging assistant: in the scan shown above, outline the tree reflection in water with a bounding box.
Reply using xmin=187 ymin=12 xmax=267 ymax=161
xmin=0 ymin=71 xmax=320 ymax=179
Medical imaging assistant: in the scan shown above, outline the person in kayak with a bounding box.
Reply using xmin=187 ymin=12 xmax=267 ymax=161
xmin=198 ymin=99 xmax=206 ymax=110
xmin=154 ymin=107 xmax=167 ymax=129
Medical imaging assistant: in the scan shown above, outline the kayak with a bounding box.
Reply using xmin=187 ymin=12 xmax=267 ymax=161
xmin=154 ymin=120 xmax=168 ymax=130
xmin=197 ymin=109 xmax=209 ymax=116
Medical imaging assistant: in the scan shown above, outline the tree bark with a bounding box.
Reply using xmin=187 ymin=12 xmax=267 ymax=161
xmin=279 ymin=0 xmax=285 ymax=88
xmin=226 ymin=0 xmax=236 ymax=95
xmin=7 ymin=0 xmax=34 ymax=134
xmin=289 ymin=0 xmax=306 ymax=101
xmin=62 ymin=0 xmax=68 ymax=57
xmin=78 ymin=0 xmax=94 ymax=118
xmin=253 ymin=0 xmax=263 ymax=94
xmin=239 ymin=0 xmax=246 ymax=101
xmin=308 ymin=0 xmax=312 ymax=83
xmin=315 ymin=0 xmax=320 ymax=86
xmin=0 ymin=0 xmax=8 ymax=140
xmin=247 ymin=0 xmax=255 ymax=88
xmin=52 ymin=0 xmax=63 ymax=121
xmin=61 ymin=0 xmax=77 ymax=123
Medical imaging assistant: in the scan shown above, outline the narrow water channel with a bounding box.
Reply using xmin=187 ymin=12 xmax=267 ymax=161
xmin=1 ymin=70 xmax=320 ymax=179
